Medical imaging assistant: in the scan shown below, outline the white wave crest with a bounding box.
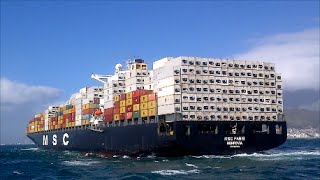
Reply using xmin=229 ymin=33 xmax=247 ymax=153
xmin=13 ymin=171 xmax=23 ymax=175
xmin=122 ymin=155 xmax=130 ymax=159
xmin=234 ymin=151 xmax=320 ymax=158
xmin=62 ymin=160 xmax=100 ymax=166
xmin=151 ymin=169 xmax=200 ymax=176
xmin=191 ymin=155 xmax=232 ymax=159
xmin=185 ymin=163 xmax=198 ymax=168
xmin=21 ymin=147 xmax=38 ymax=151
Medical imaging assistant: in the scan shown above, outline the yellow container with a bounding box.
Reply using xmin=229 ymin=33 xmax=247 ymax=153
xmin=148 ymin=101 xmax=156 ymax=109
xmin=114 ymin=114 xmax=120 ymax=121
xmin=140 ymin=95 xmax=148 ymax=103
xmin=120 ymin=107 xmax=126 ymax=114
xmin=148 ymin=108 xmax=157 ymax=116
xmin=141 ymin=102 xmax=148 ymax=110
xmin=114 ymin=95 xmax=120 ymax=102
xmin=133 ymin=104 xmax=140 ymax=111
xmin=126 ymin=92 xmax=132 ymax=99
xmin=72 ymin=122 xmax=75 ymax=126
xmin=120 ymin=100 xmax=126 ymax=107
xmin=126 ymin=99 xmax=133 ymax=106
xmin=141 ymin=110 xmax=148 ymax=117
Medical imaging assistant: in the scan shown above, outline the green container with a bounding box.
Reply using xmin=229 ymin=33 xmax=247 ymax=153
xmin=133 ymin=111 xmax=140 ymax=119
xmin=94 ymin=104 xmax=99 ymax=109
xmin=66 ymin=104 xmax=73 ymax=110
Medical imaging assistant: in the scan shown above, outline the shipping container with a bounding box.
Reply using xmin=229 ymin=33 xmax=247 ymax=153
xmin=126 ymin=92 xmax=133 ymax=99
xmin=114 ymin=95 xmax=120 ymax=102
xmin=148 ymin=101 xmax=156 ymax=109
xmin=133 ymin=111 xmax=140 ymax=118
xmin=140 ymin=95 xmax=148 ymax=103
xmin=120 ymin=100 xmax=126 ymax=107
xmin=141 ymin=102 xmax=148 ymax=110
xmin=114 ymin=101 xmax=120 ymax=108
xmin=133 ymin=96 xmax=140 ymax=104
xmin=120 ymin=94 xmax=126 ymax=101
xmin=133 ymin=104 xmax=140 ymax=111
xmin=126 ymin=112 xmax=133 ymax=119
xmin=114 ymin=114 xmax=120 ymax=121
xmin=141 ymin=110 xmax=149 ymax=117
xmin=148 ymin=108 xmax=157 ymax=116
xmin=126 ymin=98 xmax=133 ymax=106
xmin=113 ymin=107 xmax=120 ymax=114
xmin=120 ymin=107 xmax=126 ymax=114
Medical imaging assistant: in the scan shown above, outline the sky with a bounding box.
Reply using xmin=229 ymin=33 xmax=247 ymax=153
xmin=1 ymin=1 xmax=319 ymax=144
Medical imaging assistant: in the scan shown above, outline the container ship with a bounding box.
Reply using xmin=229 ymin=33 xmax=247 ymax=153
xmin=26 ymin=56 xmax=287 ymax=156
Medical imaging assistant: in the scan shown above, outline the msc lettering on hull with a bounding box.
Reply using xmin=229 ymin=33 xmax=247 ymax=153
xmin=42 ymin=133 xmax=69 ymax=146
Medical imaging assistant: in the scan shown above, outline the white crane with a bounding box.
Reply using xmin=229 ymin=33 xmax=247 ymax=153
xmin=91 ymin=73 xmax=112 ymax=84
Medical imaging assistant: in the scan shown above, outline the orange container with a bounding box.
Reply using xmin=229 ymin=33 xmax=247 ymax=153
xmin=148 ymin=101 xmax=156 ymax=109
xmin=126 ymin=98 xmax=133 ymax=106
xmin=114 ymin=95 xmax=120 ymax=102
xmin=148 ymin=93 xmax=157 ymax=101
xmin=140 ymin=95 xmax=148 ymax=103
xmin=126 ymin=112 xmax=133 ymax=119
xmin=126 ymin=92 xmax=133 ymax=99
xmin=120 ymin=107 xmax=126 ymax=114
xmin=140 ymin=102 xmax=148 ymax=110
xmin=120 ymin=100 xmax=126 ymax=107
xmin=114 ymin=114 xmax=120 ymax=121
xmin=141 ymin=110 xmax=148 ymax=117
xmin=148 ymin=108 xmax=157 ymax=116
xmin=133 ymin=104 xmax=140 ymax=111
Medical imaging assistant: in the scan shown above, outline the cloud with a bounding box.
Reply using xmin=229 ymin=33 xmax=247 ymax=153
xmin=234 ymin=28 xmax=320 ymax=91
xmin=1 ymin=78 xmax=61 ymax=111
xmin=0 ymin=78 xmax=62 ymax=144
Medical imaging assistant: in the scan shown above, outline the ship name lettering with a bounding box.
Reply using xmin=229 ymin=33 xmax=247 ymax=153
xmin=52 ymin=134 xmax=57 ymax=145
xmin=43 ymin=135 xmax=48 ymax=145
xmin=63 ymin=133 xmax=69 ymax=146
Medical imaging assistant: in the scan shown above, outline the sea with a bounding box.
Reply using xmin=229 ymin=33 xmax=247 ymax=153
xmin=1 ymin=138 xmax=319 ymax=180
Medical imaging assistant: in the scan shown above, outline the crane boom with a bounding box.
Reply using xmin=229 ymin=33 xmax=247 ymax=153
xmin=91 ymin=73 xmax=112 ymax=84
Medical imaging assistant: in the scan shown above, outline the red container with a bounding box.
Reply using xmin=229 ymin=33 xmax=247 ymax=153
xmin=82 ymin=108 xmax=95 ymax=115
xmin=94 ymin=98 xmax=100 ymax=104
xmin=133 ymin=96 xmax=140 ymax=104
xmin=63 ymin=114 xmax=67 ymax=120
xmin=133 ymin=89 xmax=151 ymax=97
xmin=126 ymin=105 xmax=133 ymax=112
xmin=120 ymin=94 xmax=126 ymax=101
xmin=126 ymin=112 xmax=133 ymax=119
xmin=104 ymin=115 xmax=113 ymax=122
xmin=114 ymin=101 xmax=120 ymax=108
xmin=148 ymin=93 xmax=157 ymax=101
xmin=120 ymin=113 xmax=126 ymax=120
xmin=104 ymin=108 xmax=113 ymax=115
xmin=114 ymin=107 xmax=120 ymax=114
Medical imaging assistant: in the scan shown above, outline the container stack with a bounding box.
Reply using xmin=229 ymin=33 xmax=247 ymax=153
xmin=103 ymin=89 xmax=156 ymax=122
xmin=44 ymin=106 xmax=59 ymax=131
xmin=153 ymin=56 xmax=283 ymax=121
xmin=104 ymin=70 xmax=126 ymax=110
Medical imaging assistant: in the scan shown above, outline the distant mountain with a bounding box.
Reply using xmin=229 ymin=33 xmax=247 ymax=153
xmin=285 ymin=109 xmax=320 ymax=129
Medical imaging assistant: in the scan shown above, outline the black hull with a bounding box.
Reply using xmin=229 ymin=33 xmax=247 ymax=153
xmin=27 ymin=121 xmax=287 ymax=156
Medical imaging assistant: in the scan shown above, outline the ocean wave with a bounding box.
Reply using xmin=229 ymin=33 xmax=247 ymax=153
xmin=151 ymin=169 xmax=200 ymax=176
xmin=191 ymin=155 xmax=232 ymax=159
xmin=185 ymin=163 xmax=198 ymax=168
xmin=13 ymin=170 xmax=23 ymax=175
xmin=62 ymin=160 xmax=100 ymax=166
xmin=190 ymin=151 xmax=320 ymax=161
xmin=233 ymin=151 xmax=320 ymax=158
xmin=21 ymin=147 xmax=39 ymax=151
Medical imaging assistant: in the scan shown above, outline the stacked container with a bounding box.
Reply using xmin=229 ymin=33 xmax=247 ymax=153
xmin=152 ymin=56 xmax=283 ymax=121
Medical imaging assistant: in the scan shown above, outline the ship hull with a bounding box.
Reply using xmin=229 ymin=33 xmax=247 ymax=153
xmin=27 ymin=121 xmax=287 ymax=156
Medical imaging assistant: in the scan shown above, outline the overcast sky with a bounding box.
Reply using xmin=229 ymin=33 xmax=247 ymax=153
xmin=1 ymin=1 xmax=319 ymax=144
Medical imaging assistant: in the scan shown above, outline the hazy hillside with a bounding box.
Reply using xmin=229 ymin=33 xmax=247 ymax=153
xmin=285 ymin=109 xmax=320 ymax=129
